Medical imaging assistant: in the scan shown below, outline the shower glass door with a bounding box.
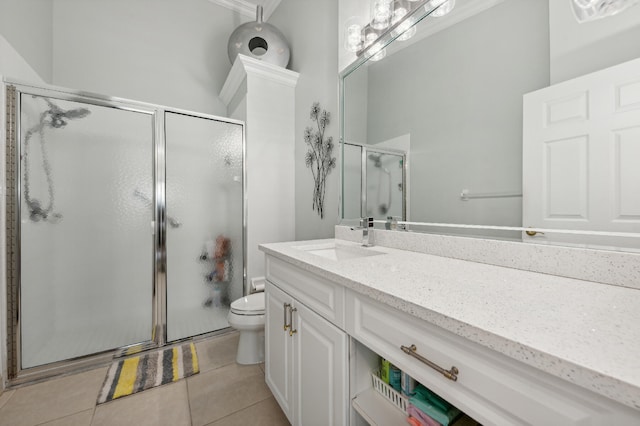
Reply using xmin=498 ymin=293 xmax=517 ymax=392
xmin=165 ymin=112 xmax=244 ymax=342
xmin=19 ymin=94 xmax=155 ymax=369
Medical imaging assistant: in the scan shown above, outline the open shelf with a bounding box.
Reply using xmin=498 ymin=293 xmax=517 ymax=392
xmin=352 ymin=388 xmax=406 ymax=426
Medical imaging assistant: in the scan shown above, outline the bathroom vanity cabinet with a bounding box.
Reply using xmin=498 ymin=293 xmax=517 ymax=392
xmin=264 ymin=256 xmax=349 ymax=425
xmin=346 ymin=292 xmax=638 ymax=425
xmin=262 ymin=239 xmax=640 ymax=425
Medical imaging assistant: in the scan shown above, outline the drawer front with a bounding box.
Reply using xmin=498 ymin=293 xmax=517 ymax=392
xmin=346 ymin=291 xmax=637 ymax=426
xmin=266 ymin=255 xmax=345 ymax=329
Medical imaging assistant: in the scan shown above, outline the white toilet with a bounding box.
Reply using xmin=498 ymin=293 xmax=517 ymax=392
xmin=227 ymin=291 xmax=265 ymax=365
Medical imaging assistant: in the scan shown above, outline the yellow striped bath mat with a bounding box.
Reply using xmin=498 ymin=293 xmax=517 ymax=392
xmin=97 ymin=342 xmax=199 ymax=404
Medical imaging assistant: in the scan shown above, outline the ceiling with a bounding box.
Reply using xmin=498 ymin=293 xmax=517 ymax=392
xmin=208 ymin=0 xmax=282 ymax=20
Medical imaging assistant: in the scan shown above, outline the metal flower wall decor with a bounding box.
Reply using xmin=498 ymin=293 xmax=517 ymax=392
xmin=304 ymin=102 xmax=336 ymax=219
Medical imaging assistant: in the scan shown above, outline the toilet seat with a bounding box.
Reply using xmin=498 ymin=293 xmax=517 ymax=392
xmin=230 ymin=292 xmax=265 ymax=316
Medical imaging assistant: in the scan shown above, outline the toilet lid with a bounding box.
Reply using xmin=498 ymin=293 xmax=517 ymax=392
xmin=230 ymin=292 xmax=265 ymax=315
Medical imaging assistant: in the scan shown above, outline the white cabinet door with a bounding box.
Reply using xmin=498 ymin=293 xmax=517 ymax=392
xmin=523 ymin=57 xmax=640 ymax=249
xmin=292 ymin=301 xmax=349 ymax=426
xmin=266 ymin=278 xmax=349 ymax=426
xmin=265 ymin=281 xmax=294 ymax=423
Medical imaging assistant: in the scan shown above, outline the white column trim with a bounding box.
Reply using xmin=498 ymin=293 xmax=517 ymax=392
xmin=220 ymin=54 xmax=299 ymax=106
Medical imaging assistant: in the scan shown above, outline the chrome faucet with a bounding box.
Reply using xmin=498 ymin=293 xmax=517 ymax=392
xmin=361 ymin=217 xmax=374 ymax=247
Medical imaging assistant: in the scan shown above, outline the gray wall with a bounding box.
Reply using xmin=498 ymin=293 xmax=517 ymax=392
xmin=269 ymin=0 xmax=340 ymax=240
xmin=51 ymin=0 xmax=246 ymax=116
xmin=364 ymin=0 xmax=549 ymax=227
xmin=343 ymin=66 xmax=368 ymax=145
xmin=0 ymin=0 xmax=53 ymax=82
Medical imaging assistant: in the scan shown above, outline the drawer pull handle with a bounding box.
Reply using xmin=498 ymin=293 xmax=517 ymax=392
xmin=289 ymin=308 xmax=298 ymax=337
xmin=283 ymin=303 xmax=291 ymax=331
xmin=401 ymin=344 xmax=459 ymax=382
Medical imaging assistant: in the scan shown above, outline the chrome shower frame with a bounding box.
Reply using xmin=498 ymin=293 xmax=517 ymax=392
xmin=3 ymin=78 xmax=247 ymax=386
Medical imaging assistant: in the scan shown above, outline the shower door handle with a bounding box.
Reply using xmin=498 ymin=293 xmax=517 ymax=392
xmin=283 ymin=303 xmax=291 ymax=331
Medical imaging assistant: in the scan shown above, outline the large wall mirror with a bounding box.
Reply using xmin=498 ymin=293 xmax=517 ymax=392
xmin=340 ymin=0 xmax=640 ymax=252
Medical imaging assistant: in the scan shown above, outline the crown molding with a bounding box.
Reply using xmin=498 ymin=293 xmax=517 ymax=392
xmin=220 ymin=54 xmax=299 ymax=106
xmin=208 ymin=0 xmax=281 ymax=20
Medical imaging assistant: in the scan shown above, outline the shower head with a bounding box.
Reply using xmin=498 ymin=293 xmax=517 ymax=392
xmin=43 ymin=98 xmax=91 ymax=129
xmin=22 ymin=96 xmax=91 ymax=225
xmin=26 ymin=198 xmax=63 ymax=223
xmin=368 ymin=153 xmax=382 ymax=167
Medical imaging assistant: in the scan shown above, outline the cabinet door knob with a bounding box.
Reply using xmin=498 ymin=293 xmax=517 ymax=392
xmin=289 ymin=307 xmax=298 ymax=337
xmin=401 ymin=344 xmax=459 ymax=382
xmin=283 ymin=303 xmax=291 ymax=331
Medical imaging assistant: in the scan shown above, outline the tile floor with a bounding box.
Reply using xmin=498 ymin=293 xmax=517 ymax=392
xmin=0 ymin=332 xmax=289 ymax=426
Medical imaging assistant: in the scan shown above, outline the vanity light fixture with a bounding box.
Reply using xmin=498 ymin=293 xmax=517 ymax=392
xmin=571 ymin=0 xmax=639 ymax=22
xmin=392 ymin=0 xmax=418 ymax=41
xmin=344 ymin=0 xmax=423 ymax=56
xmin=430 ymin=0 xmax=456 ymax=17
xmin=344 ymin=17 xmax=365 ymax=52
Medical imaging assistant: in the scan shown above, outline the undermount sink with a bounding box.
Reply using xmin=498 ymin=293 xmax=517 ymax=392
xmin=294 ymin=243 xmax=384 ymax=261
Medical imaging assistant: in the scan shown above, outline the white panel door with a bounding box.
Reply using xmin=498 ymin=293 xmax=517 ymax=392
xmin=293 ymin=301 xmax=349 ymax=426
xmin=265 ymin=281 xmax=294 ymax=423
xmin=523 ymin=57 xmax=640 ymax=249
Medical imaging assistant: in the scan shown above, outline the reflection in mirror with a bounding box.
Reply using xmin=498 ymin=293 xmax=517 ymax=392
xmin=343 ymin=142 xmax=406 ymax=221
xmin=340 ymin=0 xmax=640 ymax=252
xmin=366 ymin=150 xmax=404 ymax=219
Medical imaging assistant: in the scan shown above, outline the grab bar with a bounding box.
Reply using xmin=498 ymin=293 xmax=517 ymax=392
xmin=460 ymin=189 xmax=522 ymax=201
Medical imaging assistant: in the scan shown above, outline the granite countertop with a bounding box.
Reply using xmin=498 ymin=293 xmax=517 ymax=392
xmin=259 ymin=238 xmax=640 ymax=411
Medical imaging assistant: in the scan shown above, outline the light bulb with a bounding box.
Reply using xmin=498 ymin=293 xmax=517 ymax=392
xmin=571 ymin=0 xmax=639 ymax=22
xmin=370 ymin=47 xmax=387 ymax=61
xmin=371 ymin=0 xmax=394 ymax=30
xmin=394 ymin=6 xmax=409 ymax=18
xmin=391 ymin=1 xmax=417 ymax=41
xmin=396 ymin=24 xmax=417 ymax=41
xmin=430 ymin=0 xmax=456 ymax=17
xmin=363 ymin=26 xmax=380 ymax=48
xmin=344 ymin=22 xmax=363 ymax=52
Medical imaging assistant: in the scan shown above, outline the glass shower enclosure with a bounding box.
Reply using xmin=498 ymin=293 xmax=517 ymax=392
xmin=4 ymin=81 xmax=244 ymax=383
xmin=342 ymin=142 xmax=406 ymax=222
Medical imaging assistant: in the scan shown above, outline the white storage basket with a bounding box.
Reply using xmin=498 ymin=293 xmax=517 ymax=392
xmin=371 ymin=371 xmax=409 ymax=414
